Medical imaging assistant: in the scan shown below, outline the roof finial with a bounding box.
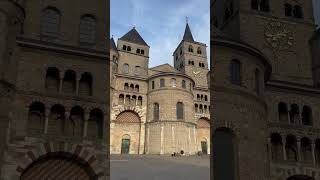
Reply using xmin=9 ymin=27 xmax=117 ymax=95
xmin=112 ymin=34 xmax=114 ymax=38
xmin=133 ymin=25 xmax=136 ymax=29
xmin=186 ymin=16 xmax=189 ymax=24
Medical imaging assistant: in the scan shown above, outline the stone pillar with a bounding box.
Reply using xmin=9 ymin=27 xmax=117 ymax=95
xmin=172 ymin=126 xmax=175 ymax=153
xmin=160 ymin=125 xmax=164 ymax=155
xmin=297 ymin=138 xmax=301 ymax=161
xmin=64 ymin=111 xmax=70 ymax=135
xmin=282 ymin=135 xmax=287 ymax=160
xmin=139 ymin=122 xmax=145 ymax=154
xmin=76 ymin=77 xmax=80 ymax=96
xmin=147 ymin=126 xmax=150 ymax=154
xmin=83 ymin=110 xmax=90 ymax=137
xmin=59 ymin=76 xmax=63 ymax=92
xmin=267 ymin=137 xmax=272 ymax=160
xmin=312 ymin=141 xmax=316 ymax=166
xmin=44 ymin=107 xmax=50 ymax=134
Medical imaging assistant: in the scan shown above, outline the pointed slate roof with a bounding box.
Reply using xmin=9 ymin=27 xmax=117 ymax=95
xmin=183 ymin=23 xmax=195 ymax=42
xmin=110 ymin=37 xmax=117 ymax=51
xmin=119 ymin=27 xmax=149 ymax=46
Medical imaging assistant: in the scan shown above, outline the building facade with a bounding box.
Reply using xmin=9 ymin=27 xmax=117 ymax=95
xmin=212 ymin=0 xmax=320 ymax=180
xmin=0 ymin=0 xmax=109 ymax=179
xmin=110 ymin=24 xmax=210 ymax=155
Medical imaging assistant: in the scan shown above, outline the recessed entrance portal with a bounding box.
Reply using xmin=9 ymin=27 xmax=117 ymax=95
xmin=201 ymin=140 xmax=208 ymax=154
xmin=121 ymin=135 xmax=131 ymax=154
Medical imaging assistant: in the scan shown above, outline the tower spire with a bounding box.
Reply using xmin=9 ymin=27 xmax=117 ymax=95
xmin=182 ymin=18 xmax=194 ymax=42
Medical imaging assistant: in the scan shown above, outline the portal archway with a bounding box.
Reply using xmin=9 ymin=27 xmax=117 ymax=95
xmin=121 ymin=134 xmax=131 ymax=154
xmin=20 ymin=152 xmax=97 ymax=180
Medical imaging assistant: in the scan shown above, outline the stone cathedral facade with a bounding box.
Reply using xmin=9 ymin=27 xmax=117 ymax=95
xmin=212 ymin=0 xmax=320 ymax=180
xmin=110 ymin=24 xmax=210 ymax=155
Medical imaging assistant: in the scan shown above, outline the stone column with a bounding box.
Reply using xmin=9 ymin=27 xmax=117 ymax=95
xmin=282 ymin=135 xmax=287 ymax=160
xmin=312 ymin=141 xmax=316 ymax=166
xmin=172 ymin=126 xmax=175 ymax=153
xmin=147 ymin=127 xmax=150 ymax=154
xmin=64 ymin=111 xmax=70 ymax=135
xmin=160 ymin=125 xmax=164 ymax=155
xmin=83 ymin=110 xmax=90 ymax=137
xmin=267 ymin=137 xmax=272 ymax=160
xmin=76 ymin=77 xmax=80 ymax=96
xmin=44 ymin=107 xmax=50 ymax=134
xmin=59 ymin=71 xmax=64 ymax=92
xmin=297 ymin=138 xmax=301 ymax=161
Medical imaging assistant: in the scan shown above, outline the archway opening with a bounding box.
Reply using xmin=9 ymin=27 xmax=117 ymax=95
xmin=121 ymin=134 xmax=131 ymax=154
xmin=20 ymin=152 xmax=97 ymax=180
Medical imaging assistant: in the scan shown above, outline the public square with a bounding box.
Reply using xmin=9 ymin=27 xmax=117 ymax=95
xmin=110 ymin=155 xmax=210 ymax=180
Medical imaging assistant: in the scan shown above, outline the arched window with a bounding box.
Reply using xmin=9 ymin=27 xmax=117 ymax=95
xmin=127 ymin=46 xmax=131 ymax=51
xmin=260 ymin=0 xmax=270 ymax=12
xmin=124 ymin=83 xmax=129 ymax=90
xmin=45 ymin=67 xmax=60 ymax=92
xmin=28 ymin=102 xmax=45 ymax=135
xmin=204 ymin=105 xmax=208 ymax=113
xmin=119 ymin=94 xmax=124 ymax=105
xmin=152 ymin=81 xmax=155 ymax=89
xmin=125 ymin=95 xmax=130 ymax=105
xmin=62 ymin=70 xmax=76 ymax=94
xmin=251 ymin=0 xmax=258 ymax=10
xmin=122 ymin=45 xmax=127 ymax=50
xmin=79 ymin=72 xmax=92 ymax=96
xmin=255 ymin=69 xmax=261 ymax=94
xmin=67 ymin=106 xmax=84 ymax=137
xmin=171 ymin=78 xmax=176 ymax=87
xmin=182 ymin=80 xmax=186 ymax=88
xmin=41 ymin=7 xmax=61 ymax=39
xmin=123 ymin=64 xmax=129 ymax=74
xmin=130 ymin=84 xmax=134 ymax=91
xmin=176 ymin=102 xmax=184 ymax=120
xmin=188 ymin=45 xmax=193 ymax=53
xmin=48 ymin=104 xmax=65 ymax=136
xmin=199 ymin=104 xmax=203 ymax=113
xmin=289 ymin=104 xmax=299 ymax=124
xmin=87 ymin=109 xmax=103 ymax=139
xmin=278 ymin=102 xmax=288 ymax=122
xmin=131 ymin=95 xmax=137 ymax=106
xmin=79 ymin=15 xmax=96 ymax=45
xmin=136 ymin=49 xmax=141 ymax=54
xmin=160 ymin=79 xmax=165 ymax=87
xmin=293 ymin=5 xmax=303 ymax=18
xmin=141 ymin=49 xmax=145 ymax=55
xmin=137 ymin=96 xmax=143 ymax=106
xmin=302 ymin=106 xmax=312 ymax=125
xmin=197 ymin=94 xmax=201 ymax=101
xmin=301 ymin=137 xmax=312 ymax=162
xmin=286 ymin=135 xmax=298 ymax=161
xmin=205 ymin=95 xmax=208 ymax=101
xmin=270 ymin=133 xmax=283 ymax=161
xmin=285 ymin=3 xmax=292 ymax=16
xmin=230 ymin=59 xmax=241 ymax=85
xmin=195 ymin=104 xmax=198 ymax=113
xmin=153 ymin=103 xmax=160 ymax=120
xmin=135 ymin=85 xmax=139 ymax=92
xmin=197 ymin=47 xmax=202 ymax=54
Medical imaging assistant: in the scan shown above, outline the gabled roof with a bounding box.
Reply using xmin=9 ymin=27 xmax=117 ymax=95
xmin=183 ymin=23 xmax=195 ymax=42
xmin=150 ymin=63 xmax=179 ymax=73
xmin=119 ymin=27 xmax=149 ymax=46
xmin=110 ymin=37 xmax=117 ymax=51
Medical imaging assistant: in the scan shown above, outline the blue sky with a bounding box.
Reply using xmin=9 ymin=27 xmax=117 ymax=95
xmin=111 ymin=0 xmax=210 ymax=68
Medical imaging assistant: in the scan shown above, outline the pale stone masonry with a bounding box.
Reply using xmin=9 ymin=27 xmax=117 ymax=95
xmin=110 ymin=24 xmax=210 ymax=155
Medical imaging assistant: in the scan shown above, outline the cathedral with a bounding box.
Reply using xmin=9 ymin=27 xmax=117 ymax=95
xmin=110 ymin=23 xmax=211 ymax=155
xmin=212 ymin=0 xmax=320 ymax=180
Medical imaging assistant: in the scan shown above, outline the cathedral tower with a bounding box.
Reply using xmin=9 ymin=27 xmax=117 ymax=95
xmin=212 ymin=0 xmax=316 ymax=85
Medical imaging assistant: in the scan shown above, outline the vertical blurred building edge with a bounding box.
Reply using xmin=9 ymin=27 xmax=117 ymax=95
xmin=211 ymin=0 xmax=320 ymax=180
xmin=0 ymin=0 xmax=109 ymax=179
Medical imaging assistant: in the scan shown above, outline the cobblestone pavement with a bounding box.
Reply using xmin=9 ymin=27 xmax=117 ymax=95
xmin=110 ymin=155 xmax=210 ymax=180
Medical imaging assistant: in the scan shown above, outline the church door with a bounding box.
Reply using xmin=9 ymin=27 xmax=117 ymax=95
xmin=201 ymin=141 xmax=208 ymax=154
xmin=121 ymin=138 xmax=130 ymax=154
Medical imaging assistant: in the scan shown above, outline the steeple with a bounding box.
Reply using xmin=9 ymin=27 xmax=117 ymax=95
xmin=119 ymin=27 xmax=149 ymax=46
xmin=110 ymin=36 xmax=117 ymax=51
xmin=183 ymin=21 xmax=195 ymax=42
